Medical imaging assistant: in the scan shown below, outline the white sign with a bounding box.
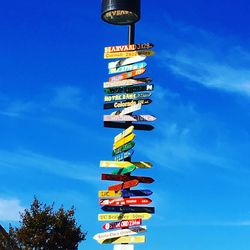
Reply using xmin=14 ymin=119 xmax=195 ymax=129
xmin=114 ymin=245 xmax=134 ymax=250
xmin=93 ymin=226 xmax=146 ymax=241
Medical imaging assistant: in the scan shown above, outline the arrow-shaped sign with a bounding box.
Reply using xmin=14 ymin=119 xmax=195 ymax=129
xmin=112 ymin=141 xmax=135 ymax=156
xmin=108 ymin=55 xmax=146 ymax=69
xmin=109 ymin=62 xmax=147 ymax=74
xmin=111 ymin=103 xmax=142 ymax=116
xmin=103 ymin=77 xmax=152 ymax=88
xmin=104 ymin=49 xmax=155 ymax=59
xmin=104 ymin=43 xmax=154 ymax=53
xmin=104 ymin=99 xmax=152 ymax=110
xmin=113 ymin=133 xmax=135 ymax=150
xmin=121 ymin=189 xmax=153 ymax=197
xmin=98 ymin=235 xmax=146 ymax=244
xmin=101 ymin=206 xmax=155 ymax=214
xmin=100 ymin=161 xmax=152 ymax=169
xmin=104 ymin=115 xmax=156 ymax=122
xmin=112 ymin=165 xmax=136 ymax=175
xmin=104 ymin=92 xmax=152 ymax=102
xmin=114 ymin=150 xmax=134 ymax=161
xmin=108 ymin=179 xmax=139 ymax=191
xmin=100 ymin=198 xmax=152 ymax=206
xmin=93 ymin=226 xmax=146 ymax=241
xmin=109 ymin=68 xmax=146 ymax=82
xmin=98 ymin=213 xmax=152 ymax=221
xmin=105 ymin=122 xmax=155 ymax=131
xmin=105 ymin=84 xmax=154 ymax=94
xmin=102 ymin=219 xmax=142 ymax=230
xmin=114 ymin=126 xmax=134 ymax=143
xmin=98 ymin=190 xmax=122 ymax=198
xmin=101 ymin=174 xmax=154 ymax=183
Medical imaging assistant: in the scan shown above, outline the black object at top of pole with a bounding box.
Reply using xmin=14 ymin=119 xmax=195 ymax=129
xmin=101 ymin=0 xmax=141 ymax=25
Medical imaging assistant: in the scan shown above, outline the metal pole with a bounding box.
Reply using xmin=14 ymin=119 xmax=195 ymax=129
xmin=128 ymin=24 xmax=135 ymax=45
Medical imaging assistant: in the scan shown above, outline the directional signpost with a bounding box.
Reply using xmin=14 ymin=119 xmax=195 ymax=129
xmin=97 ymin=1 xmax=156 ymax=249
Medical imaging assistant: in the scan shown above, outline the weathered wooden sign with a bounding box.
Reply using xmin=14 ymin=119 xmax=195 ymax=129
xmin=108 ymin=55 xmax=146 ymax=69
xmin=112 ymin=141 xmax=135 ymax=156
xmin=104 ymin=114 xmax=156 ymax=122
xmin=98 ymin=235 xmax=146 ymax=244
xmin=114 ymin=125 xmax=134 ymax=143
xmin=93 ymin=226 xmax=146 ymax=241
xmin=101 ymin=174 xmax=154 ymax=184
xmin=121 ymin=189 xmax=153 ymax=197
xmin=100 ymin=198 xmax=152 ymax=206
xmin=100 ymin=161 xmax=152 ymax=169
xmin=114 ymin=150 xmax=134 ymax=161
xmin=108 ymin=179 xmax=139 ymax=191
xmin=105 ymin=84 xmax=154 ymax=94
xmin=98 ymin=213 xmax=152 ymax=221
xmin=104 ymin=99 xmax=152 ymax=110
xmin=104 ymin=122 xmax=155 ymax=131
xmin=104 ymin=92 xmax=151 ymax=102
xmin=109 ymin=68 xmax=146 ymax=82
xmin=104 ymin=43 xmax=154 ymax=53
xmin=113 ymin=133 xmax=135 ymax=150
xmin=109 ymin=62 xmax=147 ymax=74
xmin=111 ymin=165 xmax=136 ymax=175
xmin=98 ymin=190 xmax=122 ymax=198
xmin=104 ymin=50 xmax=155 ymax=59
xmin=101 ymin=206 xmax=155 ymax=214
xmin=102 ymin=219 xmax=142 ymax=230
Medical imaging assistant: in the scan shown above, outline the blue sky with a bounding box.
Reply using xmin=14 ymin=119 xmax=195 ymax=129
xmin=0 ymin=0 xmax=250 ymax=249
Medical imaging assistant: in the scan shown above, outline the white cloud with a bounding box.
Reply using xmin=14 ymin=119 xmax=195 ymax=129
xmin=51 ymin=86 xmax=84 ymax=111
xmin=0 ymin=149 xmax=99 ymax=183
xmin=157 ymin=16 xmax=250 ymax=96
xmin=0 ymin=198 xmax=24 ymax=221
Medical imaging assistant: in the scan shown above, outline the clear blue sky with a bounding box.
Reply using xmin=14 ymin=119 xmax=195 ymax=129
xmin=0 ymin=0 xmax=250 ymax=249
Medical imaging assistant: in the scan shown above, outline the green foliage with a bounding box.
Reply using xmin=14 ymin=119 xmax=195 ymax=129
xmin=6 ymin=197 xmax=86 ymax=250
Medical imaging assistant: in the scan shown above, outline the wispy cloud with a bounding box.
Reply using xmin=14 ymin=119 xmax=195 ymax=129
xmin=0 ymin=198 xmax=24 ymax=221
xmin=157 ymin=15 xmax=250 ymax=96
xmin=0 ymin=149 xmax=99 ymax=183
xmin=0 ymin=85 xmax=94 ymax=118
xmin=0 ymin=100 xmax=35 ymax=117
xmin=50 ymin=86 xmax=84 ymax=111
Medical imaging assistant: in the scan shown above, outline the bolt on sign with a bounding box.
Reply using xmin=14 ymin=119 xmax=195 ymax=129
xmin=95 ymin=26 xmax=156 ymax=250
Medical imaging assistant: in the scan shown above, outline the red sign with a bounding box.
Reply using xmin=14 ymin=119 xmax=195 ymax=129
xmin=108 ymin=179 xmax=139 ymax=191
xmin=102 ymin=174 xmax=154 ymax=184
xmin=102 ymin=219 xmax=142 ymax=230
xmin=100 ymin=198 xmax=152 ymax=206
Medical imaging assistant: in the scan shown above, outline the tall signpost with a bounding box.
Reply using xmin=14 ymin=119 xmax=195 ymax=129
xmin=95 ymin=1 xmax=156 ymax=249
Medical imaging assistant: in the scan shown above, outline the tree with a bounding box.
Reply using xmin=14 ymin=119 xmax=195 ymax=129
xmin=6 ymin=197 xmax=87 ymax=250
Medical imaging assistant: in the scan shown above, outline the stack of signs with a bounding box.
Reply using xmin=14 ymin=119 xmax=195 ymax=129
xmin=95 ymin=43 xmax=156 ymax=250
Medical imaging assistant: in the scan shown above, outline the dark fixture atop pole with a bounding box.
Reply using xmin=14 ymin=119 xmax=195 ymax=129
xmin=101 ymin=0 xmax=141 ymax=44
xmin=101 ymin=0 xmax=141 ymax=25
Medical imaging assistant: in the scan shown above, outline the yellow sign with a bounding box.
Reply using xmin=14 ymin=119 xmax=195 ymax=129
xmin=98 ymin=236 xmax=146 ymax=244
xmin=114 ymin=125 xmax=134 ymax=143
xmin=104 ymin=50 xmax=155 ymax=59
xmin=98 ymin=190 xmax=122 ymax=198
xmin=98 ymin=213 xmax=152 ymax=221
xmin=113 ymin=133 xmax=135 ymax=150
xmin=100 ymin=161 xmax=152 ymax=169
